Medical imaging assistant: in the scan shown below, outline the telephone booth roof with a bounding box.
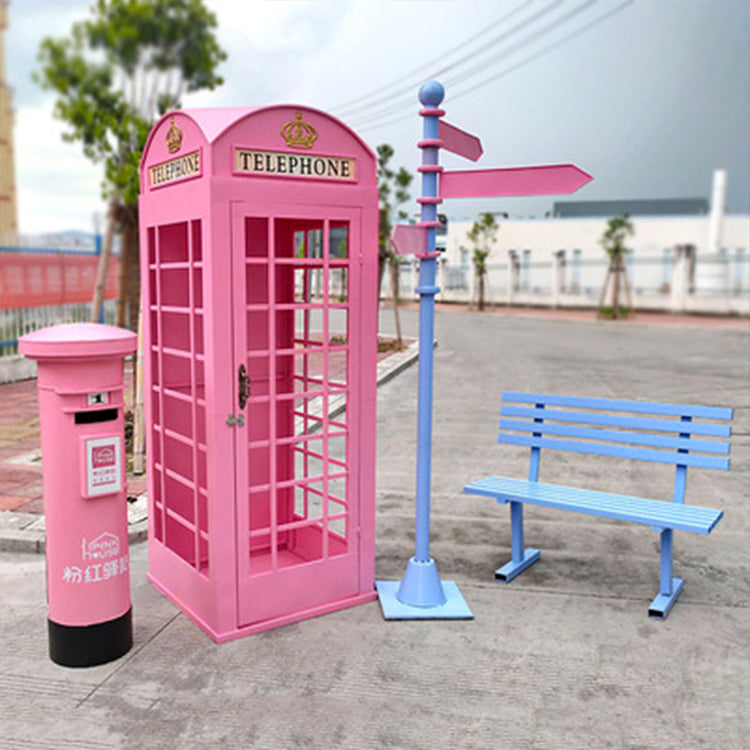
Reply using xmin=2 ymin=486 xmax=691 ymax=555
xmin=140 ymin=105 xmax=377 ymax=194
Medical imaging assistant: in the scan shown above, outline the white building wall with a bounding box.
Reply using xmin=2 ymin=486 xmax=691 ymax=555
xmin=391 ymin=213 xmax=750 ymax=314
xmin=445 ymin=215 xmax=750 ymax=266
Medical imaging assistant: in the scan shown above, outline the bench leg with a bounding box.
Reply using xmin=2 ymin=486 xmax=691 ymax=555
xmin=495 ymin=502 xmax=540 ymax=582
xmin=649 ymin=528 xmax=684 ymax=619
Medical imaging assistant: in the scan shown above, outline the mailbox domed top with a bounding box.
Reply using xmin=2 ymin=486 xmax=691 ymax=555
xmin=19 ymin=323 xmax=137 ymax=361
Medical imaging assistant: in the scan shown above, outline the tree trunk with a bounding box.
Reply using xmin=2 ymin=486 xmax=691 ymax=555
xmin=611 ymin=258 xmax=621 ymax=318
xmin=390 ymin=257 xmax=403 ymax=347
xmin=478 ymin=270 xmax=485 ymax=311
xmin=116 ymin=229 xmax=129 ymax=329
xmin=115 ymin=205 xmax=141 ymax=332
xmin=598 ymin=266 xmax=611 ymax=310
xmin=132 ymin=304 xmax=146 ymax=474
xmin=91 ymin=202 xmax=117 ymax=323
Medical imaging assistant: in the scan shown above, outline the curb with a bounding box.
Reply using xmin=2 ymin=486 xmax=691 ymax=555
xmin=0 ymin=340 xmax=422 ymax=555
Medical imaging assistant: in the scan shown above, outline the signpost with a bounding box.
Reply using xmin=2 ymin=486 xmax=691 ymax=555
xmin=377 ymin=80 xmax=593 ymax=620
xmin=440 ymin=163 xmax=592 ymax=199
xmin=438 ymin=119 xmax=483 ymax=162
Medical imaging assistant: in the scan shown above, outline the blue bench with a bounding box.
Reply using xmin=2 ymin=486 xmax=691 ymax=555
xmin=463 ymin=392 xmax=733 ymax=619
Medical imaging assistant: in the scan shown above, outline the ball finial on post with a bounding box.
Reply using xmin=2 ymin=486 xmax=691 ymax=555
xmin=418 ymin=80 xmax=445 ymax=107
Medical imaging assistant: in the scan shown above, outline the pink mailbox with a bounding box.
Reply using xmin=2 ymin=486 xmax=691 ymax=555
xmin=139 ymin=105 xmax=379 ymax=642
xmin=19 ymin=323 xmax=137 ymax=666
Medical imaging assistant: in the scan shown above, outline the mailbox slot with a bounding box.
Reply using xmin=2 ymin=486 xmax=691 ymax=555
xmin=75 ymin=408 xmax=119 ymax=424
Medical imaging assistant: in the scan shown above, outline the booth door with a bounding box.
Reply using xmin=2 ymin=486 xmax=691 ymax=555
xmin=232 ymin=204 xmax=363 ymax=626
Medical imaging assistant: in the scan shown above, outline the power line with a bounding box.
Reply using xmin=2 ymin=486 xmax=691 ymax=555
xmin=441 ymin=0 xmax=597 ymax=89
xmin=352 ymin=0 xmax=634 ymax=134
xmin=347 ymin=0 xmax=598 ymax=129
xmin=331 ymin=0 xmax=534 ymax=115
xmin=448 ymin=0 xmax=634 ymax=104
xmin=334 ymin=0 xmax=562 ymax=120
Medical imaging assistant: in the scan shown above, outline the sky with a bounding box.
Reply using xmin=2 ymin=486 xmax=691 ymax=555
xmin=5 ymin=0 xmax=750 ymax=235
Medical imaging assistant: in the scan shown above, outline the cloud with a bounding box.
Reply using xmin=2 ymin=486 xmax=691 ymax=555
xmin=5 ymin=0 xmax=749 ymax=234
xmin=15 ymin=104 xmax=105 ymax=233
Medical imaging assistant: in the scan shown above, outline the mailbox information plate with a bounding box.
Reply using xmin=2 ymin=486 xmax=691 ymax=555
xmin=82 ymin=435 xmax=123 ymax=497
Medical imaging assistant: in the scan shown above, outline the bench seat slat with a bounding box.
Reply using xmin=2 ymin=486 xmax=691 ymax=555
xmin=463 ymin=476 xmax=723 ymax=534
xmin=500 ymin=405 xmax=732 ymax=438
xmin=503 ymin=392 xmax=733 ymax=421
xmin=496 ymin=433 xmax=731 ymax=470
xmin=498 ymin=418 xmax=730 ymax=455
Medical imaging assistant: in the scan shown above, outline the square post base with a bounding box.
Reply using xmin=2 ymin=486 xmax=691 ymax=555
xmin=375 ymin=580 xmax=473 ymax=620
xmin=494 ymin=548 xmax=541 ymax=582
xmin=649 ymin=577 xmax=684 ymax=619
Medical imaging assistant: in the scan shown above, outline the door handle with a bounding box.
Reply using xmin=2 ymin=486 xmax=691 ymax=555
xmin=238 ymin=364 xmax=250 ymax=410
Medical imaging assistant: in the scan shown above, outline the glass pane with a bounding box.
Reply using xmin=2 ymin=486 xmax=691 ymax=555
xmin=330 ymin=224 xmax=348 ymax=259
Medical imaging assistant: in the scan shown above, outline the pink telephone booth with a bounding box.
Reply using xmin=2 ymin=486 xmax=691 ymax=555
xmin=139 ymin=106 xmax=379 ymax=642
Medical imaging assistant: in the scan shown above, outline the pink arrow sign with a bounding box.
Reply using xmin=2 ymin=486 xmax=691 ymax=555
xmin=440 ymin=164 xmax=592 ymax=199
xmin=391 ymin=224 xmax=427 ymax=256
xmin=439 ymin=120 xmax=483 ymax=162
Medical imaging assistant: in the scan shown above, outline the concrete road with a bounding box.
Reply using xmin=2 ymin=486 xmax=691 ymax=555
xmin=1 ymin=307 xmax=748 ymax=749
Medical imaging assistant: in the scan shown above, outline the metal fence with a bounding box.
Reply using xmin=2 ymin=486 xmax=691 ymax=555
xmin=1 ymin=301 xmax=118 ymax=358
xmin=0 ymin=246 xmax=119 ymax=378
xmin=382 ymin=249 xmax=750 ymax=316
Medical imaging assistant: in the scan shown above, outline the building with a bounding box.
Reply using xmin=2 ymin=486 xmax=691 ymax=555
xmin=432 ymin=171 xmax=749 ymax=315
xmin=0 ymin=0 xmax=17 ymax=242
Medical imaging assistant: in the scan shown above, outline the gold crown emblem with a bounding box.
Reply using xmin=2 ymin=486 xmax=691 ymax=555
xmin=166 ymin=116 xmax=183 ymax=154
xmin=280 ymin=111 xmax=318 ymax=150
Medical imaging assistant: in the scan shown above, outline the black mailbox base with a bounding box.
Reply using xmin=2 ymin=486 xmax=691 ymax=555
xmin=48 ymin=607 xmax=133 ymax=667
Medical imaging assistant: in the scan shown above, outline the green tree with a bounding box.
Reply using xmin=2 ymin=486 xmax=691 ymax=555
xmin=377 ymin=143 xmax=413 ymax=346
xmin=462 ymin=211 xmax=498 ymax=311
xmin=598 ymin=213 xmax=634 ymax=319
xmin=35 ymin=0 xmax=226 ymax=330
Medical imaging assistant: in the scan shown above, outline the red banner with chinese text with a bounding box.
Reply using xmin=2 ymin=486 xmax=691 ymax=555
xmin=0 ymin=253 xmax=119 ymax=310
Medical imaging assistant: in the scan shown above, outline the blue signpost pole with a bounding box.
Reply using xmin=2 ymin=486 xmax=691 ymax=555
xmin=375 ymin=81 xmax=473 ymax=619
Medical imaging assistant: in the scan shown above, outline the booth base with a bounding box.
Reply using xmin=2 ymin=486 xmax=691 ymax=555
xmin=147 ymin=573 xmax=377 ymax=643
xmin=48 ymin=607 xmax=133 ymax=667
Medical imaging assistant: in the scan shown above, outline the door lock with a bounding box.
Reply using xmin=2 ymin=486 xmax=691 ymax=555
xmin=238 ymin=364 xmax=251 ymax=410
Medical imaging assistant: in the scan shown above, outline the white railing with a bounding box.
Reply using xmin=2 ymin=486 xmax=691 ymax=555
xmin=0 ymin=300 xmax=118 ymax=383
xmin=381 ymin=248 xmax=750 ymax=316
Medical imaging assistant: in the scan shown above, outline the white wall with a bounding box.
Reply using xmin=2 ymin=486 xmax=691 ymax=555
xmin=445 ymin=214 xmax=750 ymax=266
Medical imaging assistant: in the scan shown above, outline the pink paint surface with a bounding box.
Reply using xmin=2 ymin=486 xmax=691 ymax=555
xmin=391 ymin=224 xmax=428 ymax=255
xmin=438 ymin=120 xmax=483 ymax=162
xmin=139 ymin=105 xmax=379 ymax=642
xmin=440 ymin=164 xmax=593 ymax=199
xmin=19 ymin=324 xmax=136 ymax=627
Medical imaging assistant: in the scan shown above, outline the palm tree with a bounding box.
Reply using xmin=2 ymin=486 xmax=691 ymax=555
xmin=463 ymin=212 xmax=499 ymax=311
xmin=598 ymin=214 xmax=634 ymax=318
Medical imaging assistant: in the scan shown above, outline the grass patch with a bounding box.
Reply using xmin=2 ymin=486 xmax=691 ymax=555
xmin=597 ymin=306 xmax=631 ymax=320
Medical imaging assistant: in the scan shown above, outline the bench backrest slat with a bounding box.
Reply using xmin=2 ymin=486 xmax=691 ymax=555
xmin=500 ymin=405 xmax=731 ymax=438
xmin=498 ymin=418 xmax=731 ymax=455
xmin=503 ymin=391 xmax=733 ymax=421
xmin=498 ymin=392 xmax=732 ymax=474
xmin=497 ymin=433 xmax=730 ymax=470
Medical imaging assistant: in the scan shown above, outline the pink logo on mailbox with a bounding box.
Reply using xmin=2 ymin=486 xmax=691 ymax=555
xmin=92 ymin=445 xmax=116 ymax=468
xmin=82 ymin=532 xmax=120 ymax=561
